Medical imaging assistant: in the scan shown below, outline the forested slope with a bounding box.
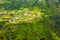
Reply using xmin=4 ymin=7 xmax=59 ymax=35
xmin=0 ymin=0 xmax=60 ymax=40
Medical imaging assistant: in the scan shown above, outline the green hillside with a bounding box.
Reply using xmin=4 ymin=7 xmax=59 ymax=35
xmin=0 ymin=0 xmax=60 ymax=40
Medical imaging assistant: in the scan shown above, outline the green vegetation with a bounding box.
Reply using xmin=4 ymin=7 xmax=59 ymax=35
xmin=0 ymin=0 xmax=60 ymax=40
